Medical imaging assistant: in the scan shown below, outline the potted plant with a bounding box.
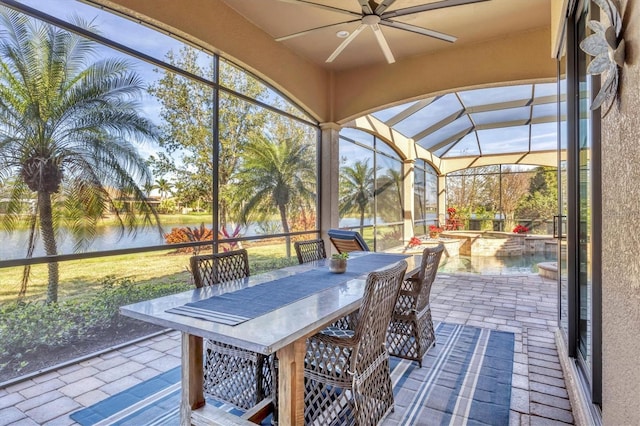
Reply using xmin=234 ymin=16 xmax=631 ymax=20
xmin=329 ymin=252 xmax=349 ymax=273
xmin=406 ymin=236 xmax=422 ymax=250
xmin=429 ymin=225 xmax=444 ymax=239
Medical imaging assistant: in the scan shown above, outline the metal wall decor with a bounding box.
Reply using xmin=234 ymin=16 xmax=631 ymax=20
xmin=579 ymin=0 xmax=625 ymax=114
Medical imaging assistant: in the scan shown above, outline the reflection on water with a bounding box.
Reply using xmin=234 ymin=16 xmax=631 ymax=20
xmin=439 ymin=253 xmax=557 ymax=275
xmin=0 ymin=221 xmax=270 ymax=261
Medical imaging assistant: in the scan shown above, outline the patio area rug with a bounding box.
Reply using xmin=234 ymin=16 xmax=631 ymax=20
xmin=70 ymin=322 xmax=514 ymax=425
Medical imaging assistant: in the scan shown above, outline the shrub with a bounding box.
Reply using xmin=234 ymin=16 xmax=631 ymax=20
xmin=0 ymin=276 xmax=190 ymax=368
xmin=408 ymin=236 xmax=422 ymax=247
xmin=164 ymin=223 xmax=214 ymax=254
xmin=219 ymin=224 xmax=244 ymax=252
xmin=429 ymin=225 xmax=444 ymax=233
xmin=513 ymin=224 xmax=530 ymax=234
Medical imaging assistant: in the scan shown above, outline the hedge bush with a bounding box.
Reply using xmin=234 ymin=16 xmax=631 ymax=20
xmin=0 ymin=276 xmax=191 ymax=366
xmin=0 ymin=257 xmax=297 ymax=374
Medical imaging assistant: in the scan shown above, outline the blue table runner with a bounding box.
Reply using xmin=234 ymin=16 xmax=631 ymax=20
xmin=166 ymin=253 xmax=408 ymax=325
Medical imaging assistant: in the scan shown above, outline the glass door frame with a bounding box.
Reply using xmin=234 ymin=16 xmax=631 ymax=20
xmin=564 ymin=0 xmax=602 ymax=406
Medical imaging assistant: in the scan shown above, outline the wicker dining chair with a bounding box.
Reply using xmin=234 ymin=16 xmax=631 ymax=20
xmin=294 ymin=238 xmax=327 ymax=264
xmin=387 ymin=243 xmax=444 ymax=367
xmin=189 ymin=249 xmax=275 ymax=411
xmin=327 ymin=228 xmax=370 ymax=253
xmin=304 ymin=260 xmax=407 ymax=425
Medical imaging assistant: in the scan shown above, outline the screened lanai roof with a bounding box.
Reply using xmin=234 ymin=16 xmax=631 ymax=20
xmin=359 ymin=82 xmax=565 ymax=174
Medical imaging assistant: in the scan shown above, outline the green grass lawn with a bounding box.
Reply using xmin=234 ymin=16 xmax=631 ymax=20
xmin=0 ymin=240 xmax=299 ymax=304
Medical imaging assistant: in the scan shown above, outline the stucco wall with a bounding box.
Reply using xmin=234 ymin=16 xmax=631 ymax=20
xmin=600 ymin=1 xmax=640 ymax=424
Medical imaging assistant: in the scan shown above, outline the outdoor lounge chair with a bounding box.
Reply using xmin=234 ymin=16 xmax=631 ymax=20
xmin=304 ymin=260 xmax=407 ymax=425
xmin=294 ymin=238 xmax=327 ymax=264
xmin=189 ymin=249 xmax=275 ymax=411
xmin=387 ymin=243 xmax=444 ymax=367
xmin=327 ymin=228 xmax=370 ymax=253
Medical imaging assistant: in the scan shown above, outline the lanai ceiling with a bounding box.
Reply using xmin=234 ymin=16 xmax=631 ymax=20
xmin=220 ymin=0 xmax=559 ymax=170
xmin=220 ymin=0 xmax=551 ymax=71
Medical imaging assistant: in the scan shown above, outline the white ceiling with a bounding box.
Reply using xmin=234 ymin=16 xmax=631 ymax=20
xmin=220 ymin=0 xmax=551 ymax=71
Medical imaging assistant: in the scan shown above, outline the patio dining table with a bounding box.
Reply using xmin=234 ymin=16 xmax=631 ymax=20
xmin=120 ymin=251 xmax=420 ymax=426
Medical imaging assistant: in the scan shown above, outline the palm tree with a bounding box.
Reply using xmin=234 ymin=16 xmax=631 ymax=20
xmin=154 ymin=178 xmax=173 ymax=200
xmin=339 ymin=160 xmax=375 ymax=235
xmin=0 ymin=11 xmax=160 ymax=303
xmin=235 ymin=134 xmax=315 ymax=258
xmin=375 ymin=167 xmax=403 ymax=222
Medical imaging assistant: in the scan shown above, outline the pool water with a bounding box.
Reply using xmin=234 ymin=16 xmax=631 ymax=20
xmin=438 ymin=253 xmax=557 ymax=275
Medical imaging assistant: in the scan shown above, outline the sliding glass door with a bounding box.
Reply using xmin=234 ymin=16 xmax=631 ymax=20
xmin=561 ymin=0 xmax=601 ymax=408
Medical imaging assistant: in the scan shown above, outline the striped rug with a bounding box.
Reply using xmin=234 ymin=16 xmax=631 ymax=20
xmin=70 ymin=323 xmax=513 ymax=426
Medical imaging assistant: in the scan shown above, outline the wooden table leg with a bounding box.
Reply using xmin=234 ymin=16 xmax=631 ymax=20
xmin=180 ymin=332 xmax=204 ymax=426
xmin=277 ymin=339 xmax=306 ymax=426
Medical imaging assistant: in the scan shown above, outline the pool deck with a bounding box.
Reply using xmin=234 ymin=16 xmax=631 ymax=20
xmin=0 ymin=273 xmax=574 ymax=425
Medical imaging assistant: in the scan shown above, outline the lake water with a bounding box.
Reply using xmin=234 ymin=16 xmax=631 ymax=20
xmin=0 ymin=222 xmax=268 ymax=261
xmin=1 ymin=216 xmax=383 ymax=260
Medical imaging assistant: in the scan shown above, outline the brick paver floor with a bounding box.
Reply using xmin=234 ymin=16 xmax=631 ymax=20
xmin=0 ymin=272 xmax=573 ymax=425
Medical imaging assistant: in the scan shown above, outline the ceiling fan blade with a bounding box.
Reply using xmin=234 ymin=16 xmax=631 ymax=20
xmin=275 ymin=0 xmax=361 ymax=18
xmin=381 ymin=20 xmax=456 ymax=43
xmin=327 ymin=24 xmax=366 ymax=63
xmin=371 ymin=24 xmax=395 ymax=63
xmin=374 ymin=0 xmax=397 ymax=15
xmin=276 ymin=19 xmax=361 ymax=41
xmin=381 ymin=0 xmax=490 ymax=19
xmin=357 ymin=0 xmax=373 ymax=15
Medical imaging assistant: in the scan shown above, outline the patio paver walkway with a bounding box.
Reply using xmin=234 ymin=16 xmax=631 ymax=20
xmin=0 ymin=272 xmax=573 ymax=425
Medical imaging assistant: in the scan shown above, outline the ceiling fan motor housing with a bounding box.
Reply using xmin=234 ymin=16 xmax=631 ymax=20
xmin=362 ymin=14 xmax=381 ymax=26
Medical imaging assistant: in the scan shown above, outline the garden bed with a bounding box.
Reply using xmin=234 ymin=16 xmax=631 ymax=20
xmin=0 ymin=317 xmax=166 ymax=385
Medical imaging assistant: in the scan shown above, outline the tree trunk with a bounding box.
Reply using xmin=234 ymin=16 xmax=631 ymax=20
xmin=278 ymin=204 xmax=291 ymax=258
xmin=19 ymin=211 xmax=39 ymax=298
xmin=39 ymin=191 xmax=59 ymax=304
xmin=359 ymin=209 xmax=365 ymax=237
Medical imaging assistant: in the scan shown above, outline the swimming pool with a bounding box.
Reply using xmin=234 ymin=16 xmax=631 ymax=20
xmin=438 ymin=253 xmax=557 ymax=275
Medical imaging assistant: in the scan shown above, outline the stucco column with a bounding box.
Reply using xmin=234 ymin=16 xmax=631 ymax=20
xmin=437 ymin=175 xmax=447 ymax=226
xmin=600 ymin=1 xmax=640 ymax=423
xmin=402 ymin=159 xmax=415 ymax=243
xmin=319 ymin=123 xmax=341 ymax=252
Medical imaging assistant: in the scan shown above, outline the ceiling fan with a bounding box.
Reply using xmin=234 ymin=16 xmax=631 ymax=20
xmin=275 ymin=0 xmax=490 ymax=64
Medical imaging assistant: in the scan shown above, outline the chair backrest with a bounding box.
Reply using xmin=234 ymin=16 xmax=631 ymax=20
xmin=327 ymin=229 xmax=370 ymax=253
xmin=415 ymin=244 xmax=445 ymax=311
xmin=190 ymin=249 xmax=250 ymax=288
xmin=353 ymin=260 xmax=407 ymax=367
xmin=294 ymin=239 xmax=326 ymax=264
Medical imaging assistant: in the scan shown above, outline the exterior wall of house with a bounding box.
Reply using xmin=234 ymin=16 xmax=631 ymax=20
xmin=600 ymin=1 xmax=640 ymax=424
